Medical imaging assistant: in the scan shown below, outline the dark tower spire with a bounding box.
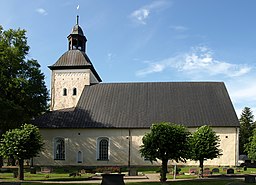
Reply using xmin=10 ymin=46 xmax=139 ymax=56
xmin=76 ymin=15 xmax=79 ymax=25
xmin=67 ymin=16 xmax=87 ymax=52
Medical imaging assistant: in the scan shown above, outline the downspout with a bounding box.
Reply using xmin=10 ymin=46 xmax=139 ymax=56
xmin=128 ymin=129 xmax=131 ymax=168
xmin=236 ymin=127 xmax=239 ymax=166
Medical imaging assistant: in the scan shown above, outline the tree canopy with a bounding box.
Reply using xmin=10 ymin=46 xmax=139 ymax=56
xmin=245 ymin=129 xmax=256 ymax=161
xmin=140 ymin=122 xmax=190 ymax=182
xmin=0 ymin=25 xmax=49 ymax=133
xmin=190 ymin=125 xmax=222 ymax=177
xmin=239 ymin=107 xmax=255 ymax=155
xmin=0 ymin=124 xmax=44 ymax=180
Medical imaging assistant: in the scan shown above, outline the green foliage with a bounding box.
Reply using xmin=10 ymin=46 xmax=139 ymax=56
xmin=190 ymin=125 xmax=222 ymax=177
xmin=239 ymin=107 xmax=255 ymax=155
xmin=245 ymin=129 xmax=256 ymax=160
xmin=140 ymin=122 xmax=190 ymax=182
xmin=0 ymin=124 xmax=44 ymax=180
xmin=0 ymin=124 xmax=44 ymax=160
xmin=190 ymin=125 xmax=222 ymax=161
xmin=0 ymin=25 xmax=49 ymax=132
xmin=140 ymin=122 xmax=190 ymax=162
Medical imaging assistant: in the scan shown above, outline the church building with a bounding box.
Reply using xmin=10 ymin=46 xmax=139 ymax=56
xmin=33 ymin=17 xmax=240 ymax=167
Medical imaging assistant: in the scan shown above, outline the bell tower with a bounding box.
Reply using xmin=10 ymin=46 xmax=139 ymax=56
xmin=49 ymin=16 xmax=102 ymax=111
xmin=67 ymin=16 xmax=87 ymax=52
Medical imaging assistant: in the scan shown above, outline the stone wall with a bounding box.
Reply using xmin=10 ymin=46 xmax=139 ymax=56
xmin=50 ymin=69 xmax=99 ymax=110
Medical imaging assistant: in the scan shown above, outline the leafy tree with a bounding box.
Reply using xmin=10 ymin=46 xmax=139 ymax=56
xmin=140 ymin=122 xmax=190 ymax=182
xmin=245 ymin=129 xmax=256 ymax=161
xmin=0 ymin=25 xmax=49 ymax=133
xmin=239 ymin=107 xmax=255 ymax=155
xmin=0 ymin=124 xmax=44 ymax=180
xmin=190 ymin=125 xmax=222 ymax=178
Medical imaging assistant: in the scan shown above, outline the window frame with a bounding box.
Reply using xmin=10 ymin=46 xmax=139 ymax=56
xmin=96 ymin=137 xmax=110 ymax=161
xmin=53 ymin=137 xmax=66 ymax=160
xmin=77 ymin=151 xmax=83 ymax=163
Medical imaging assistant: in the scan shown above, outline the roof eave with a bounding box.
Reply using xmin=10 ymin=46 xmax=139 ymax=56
xmin=48 ymin=65 xmax=102 ymax=82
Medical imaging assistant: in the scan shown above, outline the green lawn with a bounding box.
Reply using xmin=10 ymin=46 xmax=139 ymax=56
xmin=20 ymin=180 xmax=248 ymax=185
xmin=1 ymin=166 xmax=255 ymax=183
xmin=0 ymin=172 xmax=92 ymax=181
xmin=127 ymin=181 xmax=248 ymax=185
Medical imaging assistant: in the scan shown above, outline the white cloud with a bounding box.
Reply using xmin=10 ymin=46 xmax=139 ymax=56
xmin=226 ymin=78 xmax=256 ymax=117
xmin=131 ymin=9 xmax=150 ymax=25
xmin=136 ymin=46 xmax=256 ymax=116
xmin=170 ymin=25 xmax=188 ymax=32
xmin=130 ymin=0 xmax=170 ymax=25
xmin=227 ymin=74 xmax=256 ymax=104
xmin=107 ymin=53 xmax=113 ymax=62
xmin=36 ymin=8 xmax=48 ymax=16
xmin=136 ymin=57 xmax=177 ymax=76
xmin=106 ymin=52 xmax=117 ymax=65
xmin=136 ymin=46 xmax=251 ymax=78
xmin=181 ymin=46 xmax=251 ymax=77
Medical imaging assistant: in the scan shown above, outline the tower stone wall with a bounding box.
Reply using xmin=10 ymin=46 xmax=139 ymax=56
xmin=51 ymin=69 xmax=93 ymax=110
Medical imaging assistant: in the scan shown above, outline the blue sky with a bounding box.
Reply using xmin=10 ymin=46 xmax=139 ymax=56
xmin=1 ymin=0 xmax=256 ymax=117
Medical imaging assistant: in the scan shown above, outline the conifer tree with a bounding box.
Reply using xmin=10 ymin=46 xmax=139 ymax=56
xmin=239 ymin=107 xmax=255 ymax=155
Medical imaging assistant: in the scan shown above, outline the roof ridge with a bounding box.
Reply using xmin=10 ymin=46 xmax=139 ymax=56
xmin=96 ymin=81 xmax=224 ymax=85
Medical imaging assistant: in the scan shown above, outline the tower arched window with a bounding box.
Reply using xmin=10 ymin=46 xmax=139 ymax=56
xmin=54 ymin=137 xmax=65 ymax=160
xmin=97 ymin=137 xmax=109 ymax=161
xmin=63 ymin=88 xmax=67 ymax=96
xmin=73 ymin=88 xmax=77 ymax=96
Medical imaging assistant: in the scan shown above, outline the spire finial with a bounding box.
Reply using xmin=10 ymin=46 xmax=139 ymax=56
xmin=76 ymin=15 xmax=79 ymax=25
xmin=76 ymin=5 xmax=80 ymax=25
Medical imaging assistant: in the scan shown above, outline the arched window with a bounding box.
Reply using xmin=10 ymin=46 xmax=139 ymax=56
xmin=77 ymin=151 xmax=82 ymax=163
xmin=54 ymin=137 xmax=65 ymax=160
xmin=63 ymin=88 xmax=67 ymax=96
xmin=97 ymin=137 xmax=109 ymax=161
xmin=73 ymin=88 xmax=77 ymax=96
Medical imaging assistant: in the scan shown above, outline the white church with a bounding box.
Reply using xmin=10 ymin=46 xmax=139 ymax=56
xmin=33 ymin=17 xmax=240 ymax=168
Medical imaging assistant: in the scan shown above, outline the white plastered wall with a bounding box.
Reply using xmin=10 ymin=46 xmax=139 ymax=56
xmin=35 ymin=127 xmax=238 ymax=167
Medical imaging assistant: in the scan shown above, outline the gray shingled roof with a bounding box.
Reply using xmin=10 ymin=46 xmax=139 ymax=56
xmin=50 ymin=50 xmax=92 ymax=68
xmin=34 ymin=82 xmax=239 ymax=129
xmin=48 ymin=50 xmax=102 ymax=82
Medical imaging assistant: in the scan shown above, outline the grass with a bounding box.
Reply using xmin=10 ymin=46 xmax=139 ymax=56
xmin=1 ymin=166 xmax=255 ymax=183
xmin=0 ymin=172 xmax=92 ymax=181
xmin=127 ymin=180 xmax=248 ymax=185
xmin=20 ymin=179 xmax=248 ymax=185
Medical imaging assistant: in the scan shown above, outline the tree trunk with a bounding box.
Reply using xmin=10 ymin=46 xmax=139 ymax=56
xmin=199 ymin=159 xmax=204 ymax=178
xmin=9 ymin=155 xmax=15 ymax=166
xmin=160 ymin=159 xmax=168 ymax=182
xmin=18 ymin=159 xmax=24 ymax=180
xmin=0 ymin=156 xmax=3 ymax=167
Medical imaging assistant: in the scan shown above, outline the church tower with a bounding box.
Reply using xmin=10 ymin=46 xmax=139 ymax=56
xmin=49 ymin=16 xmax=102 ymax=111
